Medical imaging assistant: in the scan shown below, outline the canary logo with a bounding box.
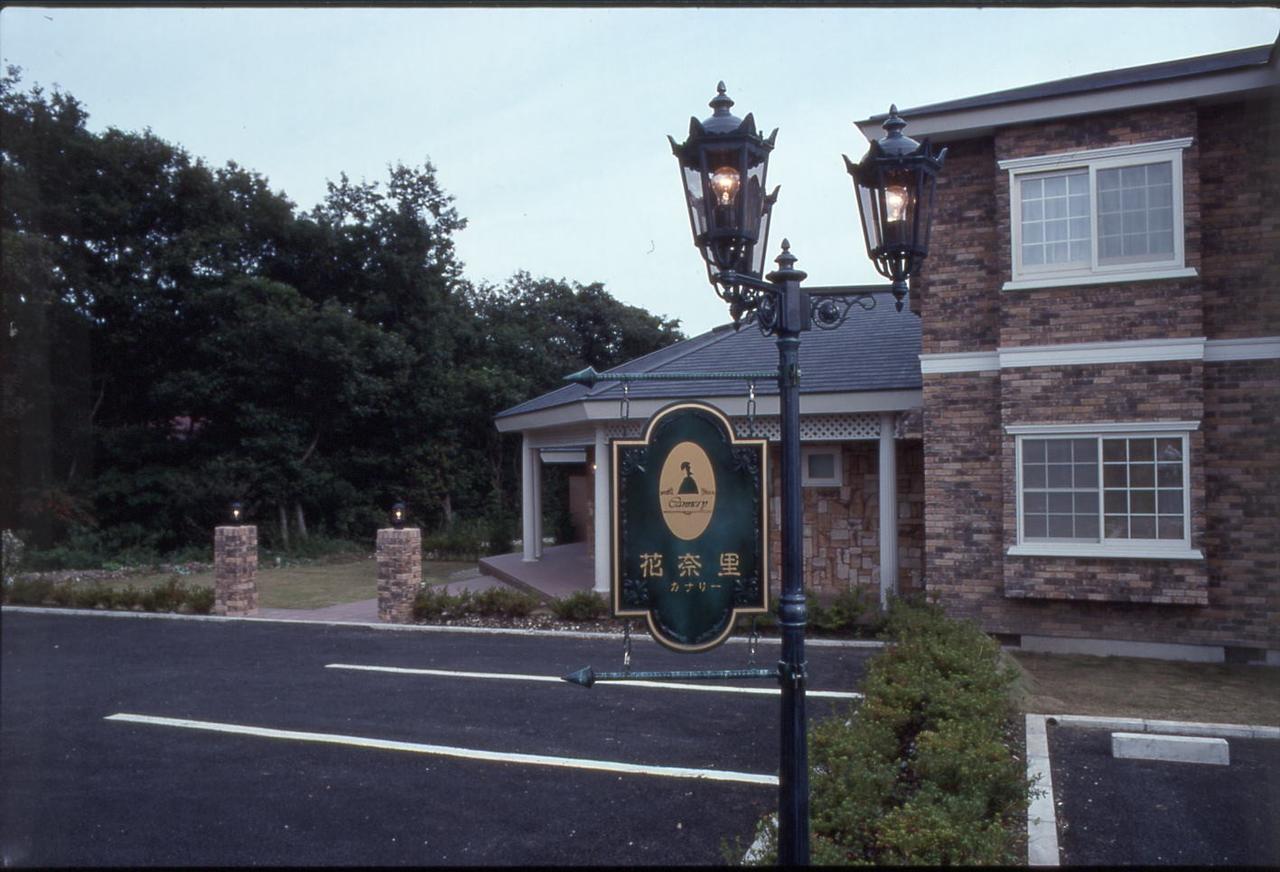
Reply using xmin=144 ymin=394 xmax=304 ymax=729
xmin=658 ymin=442 xmax=716 ymax=540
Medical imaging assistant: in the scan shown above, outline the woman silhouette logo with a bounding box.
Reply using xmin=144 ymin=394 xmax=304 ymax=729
xmin=678 ymin=461 xmax=700 ymax=494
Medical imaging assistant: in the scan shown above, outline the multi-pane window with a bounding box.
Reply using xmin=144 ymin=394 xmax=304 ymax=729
xmin=1097 ymin=162 xmax=1174 ymax=264
xmin=1019 ymin=171 xmax=1091 ymax=268
xmin=1003 ymin=139 xmax=1191 ymax=286
xmin=1019 ymin=434 xmax=1188 ymax=545
xmin=1102 ymin=436 xmax=1186 ymax=541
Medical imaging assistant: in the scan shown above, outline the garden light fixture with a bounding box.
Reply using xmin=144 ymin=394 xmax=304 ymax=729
xmin=229 ymin=500 xmax=243 ymax=524
xmin=845 ymin=105 xmax=947 ymax=310
xmin=391 ymin=501 xmax=407 ymax=530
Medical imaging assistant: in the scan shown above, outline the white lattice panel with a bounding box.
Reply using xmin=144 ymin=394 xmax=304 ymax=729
xmin=605 ymin=413 xmax=884 ymax=442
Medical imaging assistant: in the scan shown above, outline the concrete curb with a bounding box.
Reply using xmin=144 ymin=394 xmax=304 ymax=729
xmin=0 ymin=606 xmax=885 ymax=649
xmin=1024 ymin=714 xmax=1061 ymax=867
xmin=1047 ymin=713 xmax=1280 ymax=740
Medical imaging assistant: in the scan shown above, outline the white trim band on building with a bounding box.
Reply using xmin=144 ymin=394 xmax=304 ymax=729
xmin=921 ymin=336 xmax=1280 ymax=373
xmin=1004 ymin=420 xmax=1200 ymax=435
xmin=996 ymin=137 xmax=1195 ymax=172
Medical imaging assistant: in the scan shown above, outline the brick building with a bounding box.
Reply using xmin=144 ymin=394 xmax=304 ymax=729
xmin=863 ymin=37 xmax=1279 ymax=662
xmin=496 ymin=38 xmax=1278 ymax=663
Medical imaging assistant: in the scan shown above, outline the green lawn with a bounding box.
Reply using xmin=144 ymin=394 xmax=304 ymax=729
xmin=120 ymin=556 xmax=475 ymax=610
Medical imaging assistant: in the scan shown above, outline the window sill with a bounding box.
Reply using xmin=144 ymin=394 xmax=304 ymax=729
xmin=1008 ymin=543 xmax=1204 ymax=561
xmin=1002 ymin=267 xmax=1197 ymax=292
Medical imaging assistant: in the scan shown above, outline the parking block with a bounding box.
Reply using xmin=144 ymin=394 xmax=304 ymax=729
xmin=1111 ymin=732 xmax=1229 ymax=765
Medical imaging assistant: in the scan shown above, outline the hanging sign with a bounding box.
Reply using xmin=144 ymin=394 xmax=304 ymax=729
xmin=612 ymin=402 xmax=769 ymax=652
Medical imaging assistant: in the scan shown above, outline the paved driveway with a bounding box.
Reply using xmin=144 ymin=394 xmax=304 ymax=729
xmin=1049 ymin=722 xmax=1280 ymax=866
xmin=1 ymin=610 xmax=873 ymax=866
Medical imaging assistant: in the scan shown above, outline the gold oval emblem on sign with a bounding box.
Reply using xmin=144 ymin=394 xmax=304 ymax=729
xmin=659 ymin=441 xmax=717 ymax=541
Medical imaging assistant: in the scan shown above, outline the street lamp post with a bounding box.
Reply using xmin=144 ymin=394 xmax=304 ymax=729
xmin=669 ymin=84 xmax=945 ymax=866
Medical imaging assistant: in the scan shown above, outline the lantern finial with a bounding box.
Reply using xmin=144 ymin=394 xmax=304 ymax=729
xmin=883 ymin=105 xmax=907 ymax=139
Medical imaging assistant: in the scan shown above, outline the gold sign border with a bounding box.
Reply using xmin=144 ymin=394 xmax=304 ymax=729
xmin=611 ymin=400 xmax=771 ymax=653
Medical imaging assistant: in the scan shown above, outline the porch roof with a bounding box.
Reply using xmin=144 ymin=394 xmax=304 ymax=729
xmin=495 ymin=284 xmax=921 ymax=430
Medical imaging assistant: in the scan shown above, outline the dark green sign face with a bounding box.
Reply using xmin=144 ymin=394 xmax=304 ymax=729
xmin=612 ymin=402 xmax=769 ymax=652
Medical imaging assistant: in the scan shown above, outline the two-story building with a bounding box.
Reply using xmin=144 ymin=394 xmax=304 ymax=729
xmin=877 ymin=35 xmax=1278 ymax=663
xmin=496 ymin=37 xmax=1279 ymax=663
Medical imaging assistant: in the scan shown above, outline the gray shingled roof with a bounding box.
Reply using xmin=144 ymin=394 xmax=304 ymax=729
xmin=496 ymin=286 xmax=921 ymax=420
xmin=863 ymin=38 xmax=1276 ymax=125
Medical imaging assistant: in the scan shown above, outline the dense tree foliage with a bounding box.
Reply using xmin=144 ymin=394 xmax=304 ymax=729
xmin=0 ymin=69 xmax=683 ymax=557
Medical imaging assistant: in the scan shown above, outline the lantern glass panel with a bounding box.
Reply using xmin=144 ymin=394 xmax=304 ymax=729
xmin=749 ymin=193 xmax=774 ymax=278
xmin=683 ymin=166 xmax=707 ymax=238
xmin=857 ymin=175 xmax=882 ymax=252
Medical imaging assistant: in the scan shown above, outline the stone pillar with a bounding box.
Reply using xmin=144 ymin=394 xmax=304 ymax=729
xmin=592 ymin=425 xmax=611 ymax=594
xmin=214 ymin=525 xmax=258 ymax=616
xmin=878 ymin=412 xmax=899 ymax=610
xmin=377 ymin=527 xmax=421 ymax=623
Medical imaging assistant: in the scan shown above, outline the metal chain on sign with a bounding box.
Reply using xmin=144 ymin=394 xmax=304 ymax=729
xmin=620 ymin=382 xmax=631 ymax=422
xmin=622 ymin=621 xmax=633 ymax=674
xmin=747 ymin=616 xmax=760 ymax=666
xmin=746 ymin=380 xmax=758 ymax=437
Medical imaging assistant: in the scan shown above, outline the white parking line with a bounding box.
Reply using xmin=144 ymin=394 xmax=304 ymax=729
xmin=324 ymin=663 xmax=864 ymax=700
xmin=104 ymin=713 xmax=779 ymax=786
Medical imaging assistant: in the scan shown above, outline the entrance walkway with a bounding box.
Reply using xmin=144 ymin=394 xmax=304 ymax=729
xmin=479 ymin=542 xmax=594 ymax=600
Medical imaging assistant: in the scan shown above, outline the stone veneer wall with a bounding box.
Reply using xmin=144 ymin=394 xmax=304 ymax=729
xmin=767 ymin=441 xmax=925 ymax=602
xmin=913 ymin=95 xmax=1279 ymax=652
xmin=377 ymin=527 xmax=422 ymax=624
xmin=213 ymin=525 xmax=258 ymax=616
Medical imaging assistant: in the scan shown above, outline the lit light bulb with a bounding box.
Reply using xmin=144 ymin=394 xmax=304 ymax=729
xmin=885 ymin=185 xmax=909 ymax=222
xmin=711 ymin=166 xmax=741 ymax=206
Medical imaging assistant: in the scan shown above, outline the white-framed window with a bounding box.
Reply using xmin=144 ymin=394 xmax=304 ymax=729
xmin=1007 ymin=422 xmax=1203 ymax=560
xmin=802 ymin=446 xmax=842 ymax=487
xmin=999 ymin=139 xmax=1196 ymax=291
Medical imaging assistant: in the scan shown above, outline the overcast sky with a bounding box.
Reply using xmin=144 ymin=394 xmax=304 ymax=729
xmin=3 ymin=6 xmax=1277 ymax=336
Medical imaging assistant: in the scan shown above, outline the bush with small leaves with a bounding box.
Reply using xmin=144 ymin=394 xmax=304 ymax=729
xmin=748 ymin=600 xmax=1032 ymax=866
xmin=550 ymin=591 xmax=607 ymax=621
xmin=471 ymin=586 xmax=539 ymax=618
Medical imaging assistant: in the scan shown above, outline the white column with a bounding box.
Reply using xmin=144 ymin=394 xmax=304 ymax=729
xmin=593 ymin=425 xmax=611 ymax=594
xmin=521 ymin=435 xmax=537 ymax=562
xmin=532 ymin=447 xmax=544 ymax=559
xmin=878 ymin=412 xmax=899 ymax=609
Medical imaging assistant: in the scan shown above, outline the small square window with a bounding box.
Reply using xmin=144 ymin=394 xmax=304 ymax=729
xmin=802 ymin=447 xmax=842 ymax=487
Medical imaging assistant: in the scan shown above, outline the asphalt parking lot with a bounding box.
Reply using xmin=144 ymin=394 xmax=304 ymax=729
xmin=1049 ymin=722 xmax=1280 ymax=866
xmin=0 ymin=610 xmax=873 ymax=867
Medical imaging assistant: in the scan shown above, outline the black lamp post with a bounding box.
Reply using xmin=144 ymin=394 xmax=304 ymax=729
xmin=229 ymin=501 xmax=244 ymax=525
xmin=670 ymin=85 xmax=944 ymax=866
xmin=391 ymin=501 xmax=407 ymax=531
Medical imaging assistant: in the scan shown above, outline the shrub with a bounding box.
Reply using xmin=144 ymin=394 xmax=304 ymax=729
xmin=485 ymin=512 xmax=517 ymax=556
xmin=471 ymin=586 xmax=539 ymax=618
xmin=750 ymin=600 xmax=1032 ymax=866
xmin=412 ymin=587 xmax=474 ymax=621
xmin=550 ymin=590 xmax=607 ymax=621
xmin=423 ymin=522 xmax=488 ymax=560
xmin=807 ymin=587 xmax=873 ymax=634
xmin=185 ymin=585 xmax=216 ymax=614
xmin=1 ymin=576 xmax=215 ymax=614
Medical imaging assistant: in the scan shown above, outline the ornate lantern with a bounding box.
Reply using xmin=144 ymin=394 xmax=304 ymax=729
xmin=391 ymin=501 xmax=407 ymax=530
xmin=670 ymin=82 xmax=780 ymax=321
xmin=229 ymin=500 xmax=244 ymax=524
xmin=844 ymin=106 xmax=947 ymax=310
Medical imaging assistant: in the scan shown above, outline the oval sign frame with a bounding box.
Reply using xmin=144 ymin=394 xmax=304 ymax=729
xmin=611 ymin=401 xmax=770 ymax=653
